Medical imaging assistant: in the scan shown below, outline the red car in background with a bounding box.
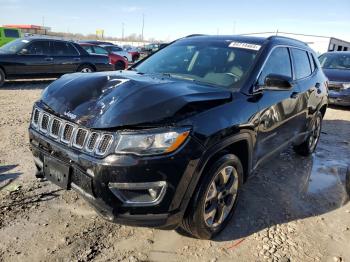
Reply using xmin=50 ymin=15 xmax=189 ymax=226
xmin=79 ymin=43 xmax=128 ymax=70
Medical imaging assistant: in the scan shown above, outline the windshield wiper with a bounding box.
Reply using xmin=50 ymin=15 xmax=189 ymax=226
xmin=161 ymin=73 xmax=195 ymax=81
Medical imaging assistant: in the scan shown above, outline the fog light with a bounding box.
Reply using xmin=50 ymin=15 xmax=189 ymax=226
xmin=108 ymin=181 xmax=167 ymax=206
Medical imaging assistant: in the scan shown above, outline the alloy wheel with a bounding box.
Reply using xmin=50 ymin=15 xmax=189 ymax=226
xmin=203 ymin=165 xmax=239 ymax=227
xmin=308 ymin=116 xmax=321 ymax=151
xmin=81 ymin=67 xmax=92 ymax=73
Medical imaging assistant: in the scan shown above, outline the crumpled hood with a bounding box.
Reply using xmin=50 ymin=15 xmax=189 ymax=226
xmin=40 ymin=71 xmax=232 ymax=128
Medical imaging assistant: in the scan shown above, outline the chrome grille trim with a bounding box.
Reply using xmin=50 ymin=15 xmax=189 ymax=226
xmin=85 ymin=132 xmax=100 ymax=152
xmin=96 ymin=134 xmax=113 ymax=156
xmin=32 ymin=108 xmax=40 ymax=127
xmin=39 ymin=113 xmax=50 ymax=133
xmin=49 ymin=118 xmax=62 ymax=139
xmin=30 ymin=107 xmax=115 ymax=157
xmin=73 ymin=128 xmax=88 ymax=149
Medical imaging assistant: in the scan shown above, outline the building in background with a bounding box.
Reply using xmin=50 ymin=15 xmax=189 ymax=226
xmin=3 ymin=24 xmax=51 ymax=36
xmin=241 ymin=31 xmax=350 ymax=55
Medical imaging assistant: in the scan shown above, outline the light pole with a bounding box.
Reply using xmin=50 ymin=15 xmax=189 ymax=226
xmin=141 ymin=14 xmax=145 ymax=41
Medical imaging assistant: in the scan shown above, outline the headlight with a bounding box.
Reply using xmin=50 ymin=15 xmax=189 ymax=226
xmin=342 ymin=83 xmax=350 ymax=89
xmin=115 ymin=128 xmax=190 ymax=155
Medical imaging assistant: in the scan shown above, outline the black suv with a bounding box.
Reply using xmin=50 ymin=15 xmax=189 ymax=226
xmin=0 ymin=37 xmax=113 ymax=87
xmin=29 ymin=35 xmax=328 ymax=239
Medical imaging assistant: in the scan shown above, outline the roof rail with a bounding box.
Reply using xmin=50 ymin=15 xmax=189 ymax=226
xmin=267 ymin=35 xmax=308 ymax=46
xmin=185 ymin=34 xmax=206 ymax=38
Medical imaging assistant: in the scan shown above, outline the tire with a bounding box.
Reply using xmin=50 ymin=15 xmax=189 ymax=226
xmin=114 ymin=61 xmax=126 ymax=70
xmin=179 ymin=154 xmax=243 ymax=239
xmin=293 ymin=111 xmax=323 ymax=156
xmin=0 ymin=68 xmax=5 ymax=87
xmin=77 ymin=65 xmax=95 ymax=73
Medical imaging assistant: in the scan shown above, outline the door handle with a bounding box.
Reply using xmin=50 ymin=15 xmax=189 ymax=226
xmin=315 ymin=83 xmax=322 ymax=94
xmin=290 ymin=91 xmax=299 ymax=99
xmin=74 ymin=58 xmax=81 ymax=61
xmin=45 ymin=57 xmax=53 ymax=61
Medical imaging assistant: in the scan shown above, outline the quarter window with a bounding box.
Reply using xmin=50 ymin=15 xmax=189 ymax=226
xmin=291 ymin=49 xmax=312 ymax=79
xmin=258 ymin=47 xmax=292 ymax=85
xmin=52 ymin=41 xmax=79 ymax=56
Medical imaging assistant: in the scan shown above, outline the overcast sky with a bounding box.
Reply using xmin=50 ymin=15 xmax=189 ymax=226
xmin=1 ymin=0 xmax=350 ymax=41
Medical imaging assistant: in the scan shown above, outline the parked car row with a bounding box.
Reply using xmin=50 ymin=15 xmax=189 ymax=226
xmin=0 ymin=37 xmax=137 ymax=87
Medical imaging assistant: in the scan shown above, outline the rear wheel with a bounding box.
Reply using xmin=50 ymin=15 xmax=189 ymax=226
xmin=77 ymin=65 xmax=95 ymax=73
xmin=114 ymin=61 xmax=126 ymax=70
xmin=179 ymin=154 xmax=243 ymax=239
xmin=293 ymin=111 xmax=322 ymax=156
xmin=0 ymin=68 xmax=5 ymax=87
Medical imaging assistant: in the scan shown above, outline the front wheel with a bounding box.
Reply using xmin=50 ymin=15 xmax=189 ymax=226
xmin=77 ymin=65 xmax=95 ymax=73
xmin=293 ymin=111 xmax=323 ymax=156
xmin=0 ymin=68 xmax=5 ymax=87
xmin=179 ymin=154 xmax=243 ymax=239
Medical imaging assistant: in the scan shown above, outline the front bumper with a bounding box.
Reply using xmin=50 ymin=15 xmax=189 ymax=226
xmin=29 ymin=127 xmax=204 ymax=229
xmin=328 ymin=90 xmax=350 ymax=106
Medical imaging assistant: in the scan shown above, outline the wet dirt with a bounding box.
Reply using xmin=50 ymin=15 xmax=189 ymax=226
xmin=0 ymin=80 xmax=349 ymax=262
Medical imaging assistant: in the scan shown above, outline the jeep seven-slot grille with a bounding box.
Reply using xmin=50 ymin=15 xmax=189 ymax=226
xmin=31 ymin=107 xmax=114 ymax=156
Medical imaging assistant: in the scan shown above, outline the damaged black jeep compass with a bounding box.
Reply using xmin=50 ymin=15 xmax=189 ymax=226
xmin=29 ymin=35 xmax=328 ymax=239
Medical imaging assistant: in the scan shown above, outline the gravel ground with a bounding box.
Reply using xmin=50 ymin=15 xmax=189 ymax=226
xmin=0 ymin=80 xmax=349 ymax=262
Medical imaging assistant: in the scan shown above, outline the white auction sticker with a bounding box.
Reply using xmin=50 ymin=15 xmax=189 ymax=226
xmin=229 ymin=42 xmax=261 ymax=51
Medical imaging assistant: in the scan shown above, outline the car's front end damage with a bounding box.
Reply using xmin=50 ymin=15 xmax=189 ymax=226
xmin=328 ymin=81 xmax=350 ymax=106
xmin=28 ymin=70 xmax=231 ymax=228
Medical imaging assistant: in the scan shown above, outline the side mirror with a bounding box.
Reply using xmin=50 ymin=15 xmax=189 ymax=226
xmin=18 ymin=48 xmax=28 ymax=55
xmin=264 ymin=74 xmax=293 ymax=90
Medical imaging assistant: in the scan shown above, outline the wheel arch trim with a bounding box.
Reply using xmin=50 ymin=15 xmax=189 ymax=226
xmin=177 ymin=131 xmax=254 ymax=216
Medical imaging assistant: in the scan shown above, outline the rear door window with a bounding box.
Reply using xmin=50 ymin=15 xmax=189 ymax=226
xmin=82 ymin=45 xmax=94 ymax=54
xmin=258 ymin=47 xmax=292 ymax=85
xmin=26 ymin=41 xmax=51 ymax=55
xmin=291 ymin=49 xmax=312 ymax=79
xmin=4 ymin=29 xmax=20 ymax=38
xmin=52 ymin=41 xmax=79 ymax=56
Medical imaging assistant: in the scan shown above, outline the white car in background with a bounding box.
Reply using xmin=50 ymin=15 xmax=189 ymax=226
xmin=100 ymin=45 xmax=133 ymax=62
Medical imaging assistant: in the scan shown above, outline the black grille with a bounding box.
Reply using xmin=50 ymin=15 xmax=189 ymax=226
xmin=62 ymin=124 xmax=74 ymax=143
xmin=74 ymin=129 xmax=88 ymax=148
xmin=96 ymin=135 xmax=113 ymax=155
xmin=86 ymin=132 xmax=99 ymax=151
xmin=41 ymin=114 xmax=50 ymax=131
xmin=32 ymin=108 xmax=40 ymax=125
xmin=50 ymin=119 xmax=61 ymax=138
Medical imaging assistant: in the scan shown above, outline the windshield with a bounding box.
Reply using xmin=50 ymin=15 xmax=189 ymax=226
xmin=0 ymin=38 xmax=29 ymax=54
xmin=319 ymin=53 xmax=350 ymax=70
xmin=134 ymin=40 xmax=259 ymax=88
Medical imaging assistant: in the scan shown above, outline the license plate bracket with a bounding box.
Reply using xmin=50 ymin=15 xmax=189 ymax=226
xmin=44 ymin=156 xmax=70 ymax=189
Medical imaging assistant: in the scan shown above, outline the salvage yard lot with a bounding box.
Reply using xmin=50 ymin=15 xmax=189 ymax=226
xmin=0 ymin=80 xmax=349 ymax=262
